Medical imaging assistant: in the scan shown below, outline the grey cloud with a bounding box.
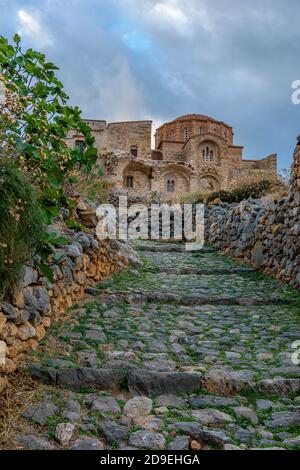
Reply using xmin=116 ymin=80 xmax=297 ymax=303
xmin=0 ymin=0 xmax=299 ymax=167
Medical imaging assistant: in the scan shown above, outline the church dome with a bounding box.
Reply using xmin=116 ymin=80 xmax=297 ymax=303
xmin=172 ymin=114 xmax=217 ymax=123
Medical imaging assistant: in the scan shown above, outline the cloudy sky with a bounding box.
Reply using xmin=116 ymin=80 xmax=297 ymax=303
xmin=1 ymin=0 xmax=300 ymax=169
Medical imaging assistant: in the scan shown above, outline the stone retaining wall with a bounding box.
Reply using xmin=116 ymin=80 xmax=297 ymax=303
xmin=206 ymin=137 xmax=300 ymax=289
xmin=0 ymin=227 xmax=139 ymax=390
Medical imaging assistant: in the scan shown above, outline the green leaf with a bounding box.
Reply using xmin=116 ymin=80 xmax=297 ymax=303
xmin=13 ymin=33 xmax=21 ymax=44
xmin=43 ymin=232 xmax=68 ymax=246
xmin=52 ymin=252 xmax=65 ymax=262
xmin=37 ymin=263 xmax=54 ymax=282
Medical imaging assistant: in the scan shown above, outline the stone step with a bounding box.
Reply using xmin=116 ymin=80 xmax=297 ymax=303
xmin=28 ymin=365 xmax=202 ymax=396
xmin=137 ymin=244 xmax=216 ymax=254
xmin=89 ymin=289 xmax=291 ymax=306
xmin=28 ymin=364 xmax=300 ymax=398
xmin=155 ymin=267 xmax=255 ymax=275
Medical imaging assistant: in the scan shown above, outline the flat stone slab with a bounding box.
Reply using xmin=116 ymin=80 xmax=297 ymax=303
xmin=29 ymin=365 xmax=123 ymax=390
xmin=29 ymin=365 xmax=203 ymax=396
xmin=257 ymin=378 xmax=300 ymax=396
xmin=17 ymin=435 xmax=55 ymax=450
xmin=127 ymin=370 xmax=202 ymax=396
xmin=136 ymin=244 xmax=217 ymax=254
xmin=160 ymin=268 xmax=255 ymax=275
xmin=22 ymin=402 xmax=58 ymax=425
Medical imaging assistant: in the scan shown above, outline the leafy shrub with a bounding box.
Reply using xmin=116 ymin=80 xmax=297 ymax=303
xmin=69 ymin=164 xmax=114 ymax=204
xmin=206 ymin=179 xmax=285 ymax=204
xmin=0 ymin=158 xmax=45 ymax=297
xmin=0 ymin=34 xmax=98 ymax=223
xmin=180 ymin=191 xmax=208 ymax=204
xmin=0 ymin=35 xmax=104 ymax=287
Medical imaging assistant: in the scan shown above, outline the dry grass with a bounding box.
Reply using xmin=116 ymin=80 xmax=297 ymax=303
xmin=0 ymin=370 xmax=39 ymax=449
xmin=0 ymin=306 xmax=87 ymax=450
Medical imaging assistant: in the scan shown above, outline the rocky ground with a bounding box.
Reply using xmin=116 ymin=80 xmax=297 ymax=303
xmin=10 ymin=241 xmax=300 ymax=450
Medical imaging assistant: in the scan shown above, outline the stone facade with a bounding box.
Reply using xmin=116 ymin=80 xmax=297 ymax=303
xmin=68 ymin=114 xmax=277 ymax=200
xmin=206 ymin=136 xmax=300 ymax=290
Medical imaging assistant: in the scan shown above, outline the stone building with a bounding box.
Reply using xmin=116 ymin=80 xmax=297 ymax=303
xmin=68 ymin=114 xmax=277 ymax=200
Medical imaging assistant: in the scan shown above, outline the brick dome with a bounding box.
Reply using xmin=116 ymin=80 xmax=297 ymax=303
xmin=155 ymin=113 xmax=233 ymax=149
xmin=171 ymin=114 xmax=217 ymax=123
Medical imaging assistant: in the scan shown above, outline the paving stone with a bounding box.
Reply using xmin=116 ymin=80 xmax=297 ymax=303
xmin=65 ymin=399 xmax=81 ymax=413
xmin=129 ymin=430 xmax=166 ymax=449
xmin=269 ymin=411 xmax=300 ymax=429
xmin=85 ymin=330 xmax=106 ymax=341
xmin=55 ymin=423 xmax=76 ymax=447
xmin=17 ymin=435 xmax=55 ymax=450
xmin=191 ymin=409 xmax=233 ymax=427
xmin=224 ymin=444 xmax=241 ymax=450
xmin=99 ymin=422 xmax=128 ymax=445
xmin=91 ymin=396 xmax=121 ymax=414
xmin=143 ymin=359 xmax=177 ymax=372
xmin=256 ymin=399 xmax=280 ymax=411
xmin=233 ymin=427 xmax=255 ymax=443
xmin=258 ymin=378 xmax=300 ymax=396
xmin=134 ymin=415 xmax=164 ymax=431
xmin=202 ymin=368 xmax=255 ymax=395
xmin=282 ymin=436 xmax=300 ymax=448
xmin=124 ymin=396 xmax=152 ymax=418
xmin=233 ymin=406 xmax=258 ymax=425
xmin=168 ymin=436 xmax=190 ymax=450
xmin=127 ymin=370 xmax=202 ymax=396
xmin=156 ymin=395 xmax=187 ymax=408
xmin=63 ymin=411 xmax=80 ymax=421
xmin=22 ymin=402 xmax=58 ymax=425
xmin=71 ymin=438 xmax=104 ymax=450
xmin=189 ymin=396 xmax=237 ymax=408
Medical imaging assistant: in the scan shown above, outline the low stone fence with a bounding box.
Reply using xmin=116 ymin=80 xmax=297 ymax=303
xmin=206 ymin=137 xmax=300 ymax=290
xmin=0 ymin=226 xmax=139 ymax=390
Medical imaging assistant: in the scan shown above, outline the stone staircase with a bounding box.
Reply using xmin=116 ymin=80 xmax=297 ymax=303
xmin=12 ymin=241 xmax=300 ymax=450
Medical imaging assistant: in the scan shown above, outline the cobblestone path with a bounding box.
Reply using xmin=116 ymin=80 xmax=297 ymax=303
xmin=15 ymin=241 xmax=300 ymax=450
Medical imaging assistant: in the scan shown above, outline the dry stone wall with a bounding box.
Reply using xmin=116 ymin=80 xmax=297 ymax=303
xmin=0 ymin=225 xmax=139 ymax=390
xmin=206 ymin=137 xmax=300 ymax=290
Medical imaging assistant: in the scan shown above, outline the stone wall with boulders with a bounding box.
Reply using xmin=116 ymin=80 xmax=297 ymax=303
xmin=0 ymin=225 xmax=140 ymax=390
xmin=206 ymin=137 xmax=300 ymax=290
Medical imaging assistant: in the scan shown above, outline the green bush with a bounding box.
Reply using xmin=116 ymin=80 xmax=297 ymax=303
xmin=0 ymin=158 xmax=45 ymax=297
xmin=180 ymin=191 xmax=207 ymax=204
xmin=206 ymin=179 xmax=285 ymax=204
xmin=0 ymin=34 xmax=98 ymax=223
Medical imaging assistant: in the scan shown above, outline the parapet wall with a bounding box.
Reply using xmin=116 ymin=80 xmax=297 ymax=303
xmin=206 ymin=137 xmax=300 ymax=289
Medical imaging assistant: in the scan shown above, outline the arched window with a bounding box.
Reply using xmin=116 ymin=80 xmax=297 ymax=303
xmin=130 ymin=145 xmax=138 ymax=158
xmin=75 ymin=140 xmax=85 ymax=153
xmin=183 ymin=128 xmax=189 ymax=142
xmin=202 ymin=146 xmax=215 ymax=162
xmin=126 ymin=176 xmax=133 ymax=188
xmin=167 ymin=179 xmax=175 ymax=192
